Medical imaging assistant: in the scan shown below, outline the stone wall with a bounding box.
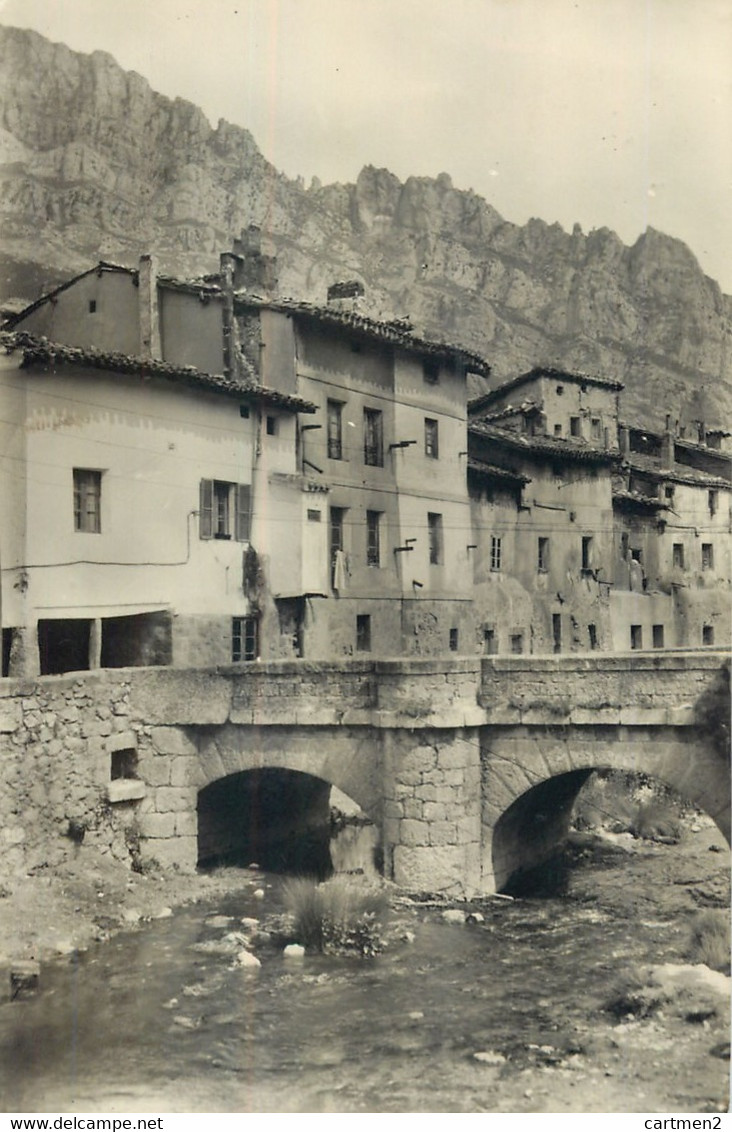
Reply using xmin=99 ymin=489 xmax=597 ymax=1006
xmin=1 ymin=652 xmax=728 ymax=892
xmin=382 ymin=728 xmax=482 ymax=896
xmin=0 ymin=671 xmax=141 ymax=875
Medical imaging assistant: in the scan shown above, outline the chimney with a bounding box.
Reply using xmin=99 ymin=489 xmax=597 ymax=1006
xmin=661 ymin=419 xmax=675 ymax=466
xmin=219 ymin=252 xmax=238 ymax=379
xmin=697 ymin=420 xmax=707 ymax=446
xmin=327 ymin=280 xmax=365 ymax=313
xmin=618 ymin=424 xmax=630 ymax=458
xmin=138 ymin=255 xmax=161 ymax=359
xmin=229 ymin=226 xmax=278 ymax=294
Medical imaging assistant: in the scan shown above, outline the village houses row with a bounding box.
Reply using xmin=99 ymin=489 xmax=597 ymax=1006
xmin=1 ymin=232 xmax=729 ymax=677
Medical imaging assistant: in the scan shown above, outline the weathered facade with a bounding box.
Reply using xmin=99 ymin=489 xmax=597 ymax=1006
xmin=3 ymin=245 xmax=730 ymax=673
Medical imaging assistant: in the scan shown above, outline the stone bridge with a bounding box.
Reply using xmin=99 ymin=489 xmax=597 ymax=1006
xmin=1 ymin=652 xmax=729 ymax=895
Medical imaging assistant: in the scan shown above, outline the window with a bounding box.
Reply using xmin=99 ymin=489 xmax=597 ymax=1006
xmin=88 ymin=299 xmax=97 ymax=314
xmin=702 ymin=543 xmax=714 ymax=570
xmin=664 ymin=485 xmax=675 ymax=503
xmin=327 ymin=400 xmax=343 ymax=460
xmin=652 ymin=624 xmax=665 ymax=649
xmin=621 ymin=532 xmax=629 ymax=559
xmin=199 ymin=480 xmax=250 ymax=540
xmin=510 ymin=633 xmax=524 ymax=655
xmin=709 ymin=490 xmax=718 ymax=516
xmin=366 ymin=510 xmax=381 ymax=566
xmin=581 ymin=536 xmax=594 ymax=571
xmin=483 ymin=627 xmax=497 ymax=655
xmin=424 ymin=418 xmax=439 ymax=458
xmin=630 ymin=624 xmax=643 ymax=650
xmin=232 ymin=616 xmax=258 ymax=661
xmin=427 ymin=513 xmax=443 ymax=565
xmin=590 ymin=418 xmax=602 ymax=441
xmin=307 ymin=509 xmax=321 ymax=522
xmin=73 ymin=469 xmax=102 ymax=533
xmin=702 ymin=624 xmax=715 ymax=646
xmin=556 ymin=385 xmax=564 ymax=396
xmin=449 ymin=628 xmax=459 ymax=652
xmin=423 ymin=359 xmax=439 ymax=384
xmin=490 ymin=535 xmax=502 ymax=571
xmin=538 ymin=537 xmax=550 ymax=572
xmin=239 ymin=405 xmax=250 ymax=419
xmin=111 ymin=748 xmax=137 ymax=781
xmin=330 ymin=507 xmax=346 ymax=585
xmin=552 ymin=613 xmax=562 ymax=654
xmin=266 ymin=416 xmax=277 ymax=436
xmin=356 ymin=614 xmax=371 ymax=652
xmin=588 ymin=624 xmax=598 ymax=650
xmin=631 ymin=547 xmax=643 ymax=563
xmin=570 ymin=417 xmax=581 ymax=437
xmin=363 ymin=408 xmax=383 ymax=466
xmin=672 ymin=543 xmax=685 ymax=569
xmin=554 ymin=424 xmax=562 ymax=437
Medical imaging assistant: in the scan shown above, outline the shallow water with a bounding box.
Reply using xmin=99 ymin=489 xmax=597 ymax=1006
xmin=1 ymin=833 xmax=729 ymax=1113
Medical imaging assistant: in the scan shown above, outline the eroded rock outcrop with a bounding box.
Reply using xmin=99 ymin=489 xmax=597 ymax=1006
xmin=1 ymin=24 xmax=730 ymax=428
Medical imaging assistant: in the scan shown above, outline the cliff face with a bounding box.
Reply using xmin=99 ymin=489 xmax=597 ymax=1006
xmin=1 ymin=24 xmax=730 ymax=428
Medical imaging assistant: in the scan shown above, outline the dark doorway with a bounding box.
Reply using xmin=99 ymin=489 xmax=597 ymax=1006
xmin=38 ymin=618 xmax=91 ymax=675
xmin=101 ymin=611 xmax=172 ymax=668
xmin=197 ymin=768 xmax=333 ymax=876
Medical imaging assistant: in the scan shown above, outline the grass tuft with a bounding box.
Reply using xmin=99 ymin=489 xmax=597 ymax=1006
xmin=688 ymin=910 xmax=731 ymax=974
xmin=282 ymin=875 xmax=387 ymax=956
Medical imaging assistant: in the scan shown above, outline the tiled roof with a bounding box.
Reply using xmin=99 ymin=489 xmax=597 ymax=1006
xmin=467 ymin=457 xmax=531 ymax=485
xmin=469 ymin=421 xmax=621 ymax=465
xmin=626 ymin=454 xmax=730 ymax=489
xmin=233 ymin=293 xmax=492 ymax=375
xmin=158 ymin=274 xmax=492 ymax=374
xmin=480 ymin=400 xmax=542 ymax=423
xmin=612 ymin=489 xmax=669 ymax=512
xmin=0 ymin=331 xmax=317 ymax=414
xmin=469 ymin=365 xmax=623 ymax=414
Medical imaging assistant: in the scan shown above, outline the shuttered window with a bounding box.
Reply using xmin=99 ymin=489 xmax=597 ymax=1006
xmin=200 ymin=480 xmax=251 ymax=541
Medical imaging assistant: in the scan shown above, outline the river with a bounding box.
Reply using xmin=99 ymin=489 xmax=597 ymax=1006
xmin=1 ymin=824 xmax=728 ymax=1114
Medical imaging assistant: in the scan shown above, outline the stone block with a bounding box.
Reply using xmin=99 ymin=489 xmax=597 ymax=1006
xmin=141 ymin=758 xmax=171 ymax=787
xmin=392 ymin=844 xmax=467 ymax=894
xmin=175 ymin=812 xmax=198 ymax=837
xmin=170 ymin=757 xmax=204 ymax=788
xmin=422 ymin=801 xmax=448 ymax=822
xmin=106 ymin=730 xmax=137 ymax=753
xmin=154 ymin=786 xmax=195 ymax=813
xmin=428 ymin=820 xmax=458 ymax=846
xmin=107 ymin=780 xmax=146 ymax=804
xmin=399 ymin=818 xmax=429 ymax=847
xmin=0 ymin=707 xmax=19 ymax=733
xmin=139 ymin=812 xmax=176 ymax=839
xmin=150 ymin=727 xmax=197 ymax=757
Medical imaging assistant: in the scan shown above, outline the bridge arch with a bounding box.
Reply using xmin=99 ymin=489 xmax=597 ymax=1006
xmin=482 ymin=723 xmax=731 ymax=892
xmin=196 ymin=722 xmax=384 ymax=821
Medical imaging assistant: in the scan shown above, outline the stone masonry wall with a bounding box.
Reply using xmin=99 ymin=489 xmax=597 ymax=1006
xmin=382 ymin=728 xmax=482 ymax=896
xmin=1 ymin=653 xmax=728 ymax=890
xmin=0 ymin=672 xmax=141 ymax=876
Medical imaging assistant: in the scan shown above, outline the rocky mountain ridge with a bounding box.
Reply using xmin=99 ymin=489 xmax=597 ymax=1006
xmin=1 ymin=23 xmax=730 ymax=428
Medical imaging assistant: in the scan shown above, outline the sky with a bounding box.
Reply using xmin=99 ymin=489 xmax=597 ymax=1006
xmin=1 ymin=0 xmax=731 ymax=290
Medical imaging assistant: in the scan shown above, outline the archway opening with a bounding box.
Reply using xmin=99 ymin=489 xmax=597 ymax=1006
xmin=493 ymin=768 xmax=729 ymax=898
xmin=197 ymin=768 xmax=379 ymax=878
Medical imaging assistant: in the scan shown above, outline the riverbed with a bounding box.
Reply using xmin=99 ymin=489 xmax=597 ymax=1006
xmin=0 ymin=824 xmax=729 ymax=1114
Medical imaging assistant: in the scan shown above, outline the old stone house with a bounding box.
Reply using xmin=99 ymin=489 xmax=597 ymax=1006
xmin=3 ymin=246 xmax=729 ymax=673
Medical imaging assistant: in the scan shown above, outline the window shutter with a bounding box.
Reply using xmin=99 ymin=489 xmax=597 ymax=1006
xmin=199 ymin=479 xmax=213 ymax=539
xmin=235 ymin=484 xmax=251 ymax=541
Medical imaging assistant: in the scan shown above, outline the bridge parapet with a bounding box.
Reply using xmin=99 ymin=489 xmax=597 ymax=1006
xmin=128 ymin=657 xmax=484 ymax=729
xmin=480 ymin=651 xmax=730 ymax=728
